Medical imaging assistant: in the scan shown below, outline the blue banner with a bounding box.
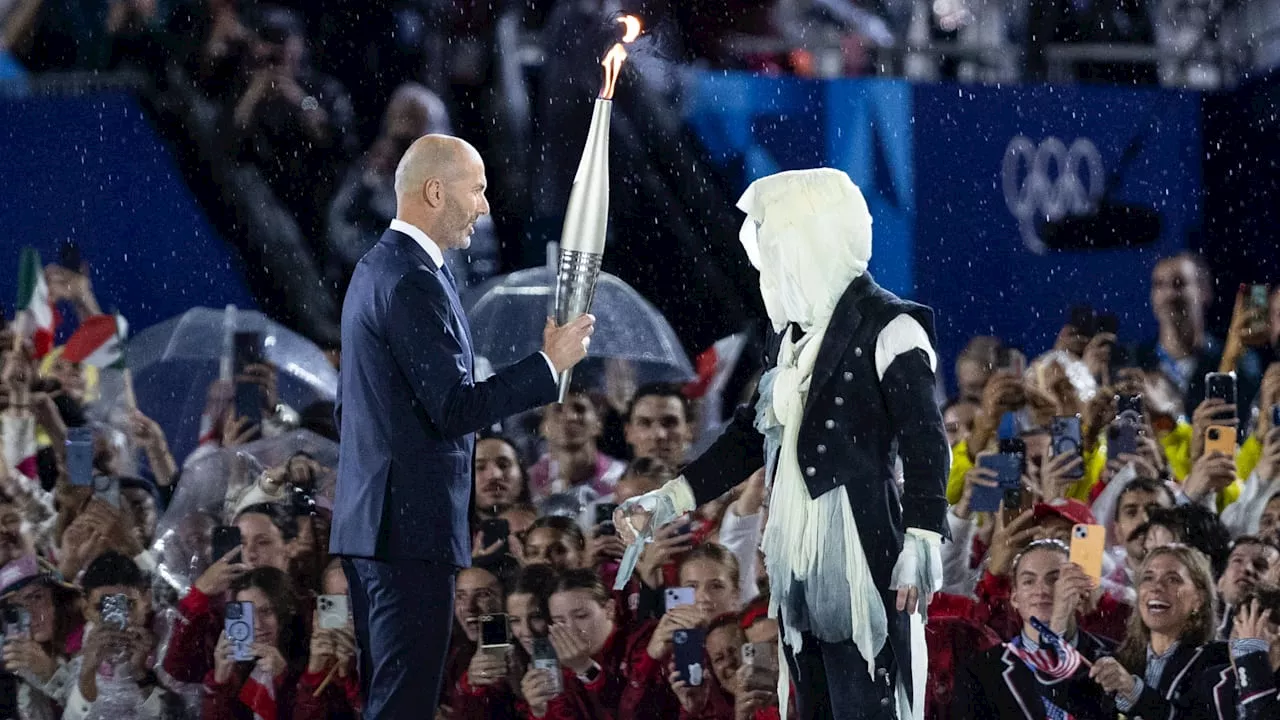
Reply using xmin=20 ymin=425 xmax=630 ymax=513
xmin=0 ymin=92 xmax=253 ymax=331
xmin=911 ymin=83 xmax=1201 ymax=382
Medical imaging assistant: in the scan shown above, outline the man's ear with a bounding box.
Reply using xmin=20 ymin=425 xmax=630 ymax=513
xmin=422 ymin=177 xmax=443 ymax=208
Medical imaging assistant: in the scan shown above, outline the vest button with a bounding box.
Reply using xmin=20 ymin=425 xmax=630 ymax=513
xmin=817 ymin=444 xmax=826 ymax=454
xmin=843 ymin=371 xmax=853 ymax=381
xmin=805 ymin=466 xmax=816 ymax=477
xmin=834 ymin=397 xmax=844 ymax=406
xmin=854 ymin=347 xmax=863 ymax=357
xmin=825 ymin=419 xmax=835 ymax=429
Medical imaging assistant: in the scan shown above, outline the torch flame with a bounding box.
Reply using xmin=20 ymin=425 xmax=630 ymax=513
xmin=599 ymin=15 xmax=642 ymax=100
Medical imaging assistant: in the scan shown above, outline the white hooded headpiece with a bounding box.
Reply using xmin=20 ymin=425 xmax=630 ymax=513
xmin=736 ymin=168 xmax=872 ymax=333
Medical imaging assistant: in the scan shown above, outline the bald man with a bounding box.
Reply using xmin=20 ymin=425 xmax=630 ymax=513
xmin=331 ymin=135 xmax=594 ymax=719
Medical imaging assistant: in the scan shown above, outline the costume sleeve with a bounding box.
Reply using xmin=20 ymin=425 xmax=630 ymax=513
xmin=680 ymin=400 xmax=766 ymax=507
xmin=877 ymin=315 xmax=950 ymax=539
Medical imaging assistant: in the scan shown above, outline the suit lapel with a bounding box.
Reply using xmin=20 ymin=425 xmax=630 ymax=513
xmin=998 ymin=646 xmax=1043 ymax=720
xmin=808 ymin=274 xmax=871 ymax=398
xmin=385 ymin=230 xmax=475 ymax=372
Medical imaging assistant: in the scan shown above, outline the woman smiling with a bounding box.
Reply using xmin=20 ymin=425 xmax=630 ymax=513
xmin=1088 ymin=544 xmax=1228 ymax=717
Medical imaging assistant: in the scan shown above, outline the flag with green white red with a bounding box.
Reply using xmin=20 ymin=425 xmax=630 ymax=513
xmin=62 ymin=313 xmax=129 ymax=368
xmin=14 ymin=247 xmax=56 ymax=358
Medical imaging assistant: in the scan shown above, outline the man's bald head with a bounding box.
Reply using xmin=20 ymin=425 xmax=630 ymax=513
xmin=393 ymin=134 xmax=489 ymax=251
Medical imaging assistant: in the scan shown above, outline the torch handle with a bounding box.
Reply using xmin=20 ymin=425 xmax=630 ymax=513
xmin=552 ymin=249 xmax=604 ymax=403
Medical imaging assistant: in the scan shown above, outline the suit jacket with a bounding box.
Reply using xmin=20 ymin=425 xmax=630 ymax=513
xmin=1134 ymin=335 xmax=1262 ymax=421
xmin=1208 ymin=649 xmax=1280 ymax=720
xmin=331 ymin=228 xmax=557 ymax=565
xmin=680 ymin=273 xmax=952 ymax=696
xmin=1123 ymin=641 xmax=1231 ymax=720
xmin=951 ymin=631 xmax=1116 ymax=720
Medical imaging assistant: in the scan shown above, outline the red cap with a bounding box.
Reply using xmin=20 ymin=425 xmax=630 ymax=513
xmin=1032 ymin=498 xmax=1096 ymax=526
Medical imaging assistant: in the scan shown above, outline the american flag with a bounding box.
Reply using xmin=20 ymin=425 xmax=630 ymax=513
xmin=1008 ymin=617 xmax=1085 ymax=682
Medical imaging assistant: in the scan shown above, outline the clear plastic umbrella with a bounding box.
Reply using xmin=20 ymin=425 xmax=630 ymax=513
xmin=151 ymin=430 xmax=337 ymax=595
xmin=127 ymin=307 xmax=338 ymax=463
xmin=462 ymin=265 xmax=695 ymax=387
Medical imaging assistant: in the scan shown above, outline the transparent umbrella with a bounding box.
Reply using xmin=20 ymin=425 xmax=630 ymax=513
xmin=127 ymin=307 xmax=338 ymax=463
xmin=462 ymin=265 xmax=694 ymax=387
xmin=151 ymin=430 xmax=337 ymax=595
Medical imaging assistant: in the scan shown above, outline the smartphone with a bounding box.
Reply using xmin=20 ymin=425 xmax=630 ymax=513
xmin=3 ymin=606 xmax=31 ymax=641
xmin=1108 ymin=419 xmax=1139 ymax=461
xmin=741 ymin=641 xmax=778 ymax=672
xmin=233 ymin=332 xmax=264 ymax=374
xmin=211 ymin=526 xmax=242 ymax=564
xmin=1096 ymin=313 xmax=1119 ymax=336
xmin=224 ymin=601 xmax=255 ymax=661
xmin=594 ymin=503 xmax=619 ymax=536
xmin=234 ymin=381 xmax=263 ymax=426
xmin=1050 ymin=416 xmax=1084 ymax=479
xmin=92 ymin=474 xmax=120 ymax=509
xmin=1205 ymin=425 xmax=1238 ymax=456
xmin=1069 ymin=305 xmax=1096 ymax=336
xmin=65 ymin=426 xmax=94 ymax=487
xmin=673 ymin=628 xmax=707 ymax=686
xmin=478 ymin=518 xmax=510 ymax=551
xmin=1205 ymin=372 xmax=1237 ymax=414
xmin=664 ymin=587 xmax=696 ymax=611
xmin=1069 ymin=524 xmax=1106 ymax=582
xmin=99 ymin=593 xmax=131 ymax=631
xmin=1116 ymin=393 xmax=1143 ymax=421
xmin=478 ymin=613 xmax=511 ymax=650
xmin=317 ymin=594 xmax=350 ymax=630
xmin=972 ymin=454 xmax=1022 ymax=513
xmin=58 ymin=241 xmax=82 ymax=271
xmin=531 ymin=636 xmax=562 ymax=695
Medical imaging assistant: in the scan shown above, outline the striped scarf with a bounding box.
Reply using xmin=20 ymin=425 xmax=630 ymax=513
xmin=238 ymin=665 xmax=278 ymax=720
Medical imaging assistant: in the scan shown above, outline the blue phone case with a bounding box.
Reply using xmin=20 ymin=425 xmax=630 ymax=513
xmin=971 ymin=454 xmax=1023 ymax=512
xmin=65 ymin=427 xmax=94 ymax=487
xmin=673 ymin=628 xmax=706 ymax=686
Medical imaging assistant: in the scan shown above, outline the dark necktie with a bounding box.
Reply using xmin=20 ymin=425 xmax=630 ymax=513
xmin=439 ymin=261 xmax=458 ymax=293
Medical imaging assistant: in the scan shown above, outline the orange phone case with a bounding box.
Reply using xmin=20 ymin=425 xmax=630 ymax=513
xmin=1204 ymin=425 xmax=1237 ymax=456
xmin=1069 ymin=524 xmax=1106 ymax=582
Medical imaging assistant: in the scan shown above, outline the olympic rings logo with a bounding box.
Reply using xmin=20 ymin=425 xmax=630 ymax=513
xmin=1001 ymin=136 xmax=1105 ymax=254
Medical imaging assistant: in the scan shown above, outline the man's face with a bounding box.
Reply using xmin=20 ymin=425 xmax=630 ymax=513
xmin=541 ymin=394 xmax=600 ymax=450
xmin=1218 ymin=542 xmax=1280 ymax=606
xmin=1151 ymin=257 xmax=1204 ymax=329
xmin=438 ymin=154 xmax=489 ymax=250
xmin=385 ymin=96 xmax=430 ymax=145
xmin=474 ymin=438 xmax=523 ymax=509
xmin=235 ymin=513 xmax=289 ymax=572
xmin=626 ymin=395 xmax=691 ymax=467
xmin=1115 ymin=488 xmax=1172 ymax=562
xmin=454 ymin=568 xmax=502 ymax=642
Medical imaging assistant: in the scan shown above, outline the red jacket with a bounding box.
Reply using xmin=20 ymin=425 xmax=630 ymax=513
xmin=974 ymin=571 xmax=1129 ymax=643
xmin=293 ymin=666 xmax=360 ymax=720
xmin=618 ymin=620 xmax=681 ymax=720
xmin=450 ymin=668 xmax=521 ymax=720
xmin=540 ymin=626 xmax=629 ymax=720
xmin=164 ymin=587 xmax=221 ymax=684
xmin=678 ymin=673 xmax=735 ymax=720
xmin=201 ymin=665 xmax=299 ymax=720
xmin=923 ymin=594 xmax=1003 ymax=720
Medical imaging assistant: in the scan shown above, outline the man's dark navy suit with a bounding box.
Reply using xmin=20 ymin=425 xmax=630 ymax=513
xmin=331 ymin=225 xmax=557 ymax=718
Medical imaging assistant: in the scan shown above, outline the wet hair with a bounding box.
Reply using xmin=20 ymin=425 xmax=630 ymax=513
xmin=81 ymin=551 xmax=146 ymax=593
xmin=1228 ymin=535 xmax=1280 ymax=561
xmin=548 ymin=567 xmax=610 ymax=607
xmin=679 ymin=543 xmax=741 ymax=590
xmin=511 ymin=563 xmax=559 ymax=607
xmin=231 ymin=567 xmax=301 ymax=654
xmin=626 ymin=382 xmax=691 ymax=424
xmin=234 ymin=502 xmax=299 ymax=542
xmin=527 ymin=515 xmax=586 ymax=551
xmin=1116 ymin=544 xmax=1217 ymax=675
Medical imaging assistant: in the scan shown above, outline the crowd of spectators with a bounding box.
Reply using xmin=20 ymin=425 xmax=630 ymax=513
xmin=3 ymin=234 xmax=1280 ymax=720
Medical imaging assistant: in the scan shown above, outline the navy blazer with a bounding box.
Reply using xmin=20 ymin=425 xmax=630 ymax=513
xmin=331 ymin=229 xmax=557 ymax=566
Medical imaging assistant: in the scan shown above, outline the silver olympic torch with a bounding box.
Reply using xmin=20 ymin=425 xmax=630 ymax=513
xmin=553 ymin=15 xmax=642 ymax=402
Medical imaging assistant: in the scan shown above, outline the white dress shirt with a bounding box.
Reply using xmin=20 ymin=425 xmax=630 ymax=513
xmin=389 ymin=219 xmax=559 ymax=379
